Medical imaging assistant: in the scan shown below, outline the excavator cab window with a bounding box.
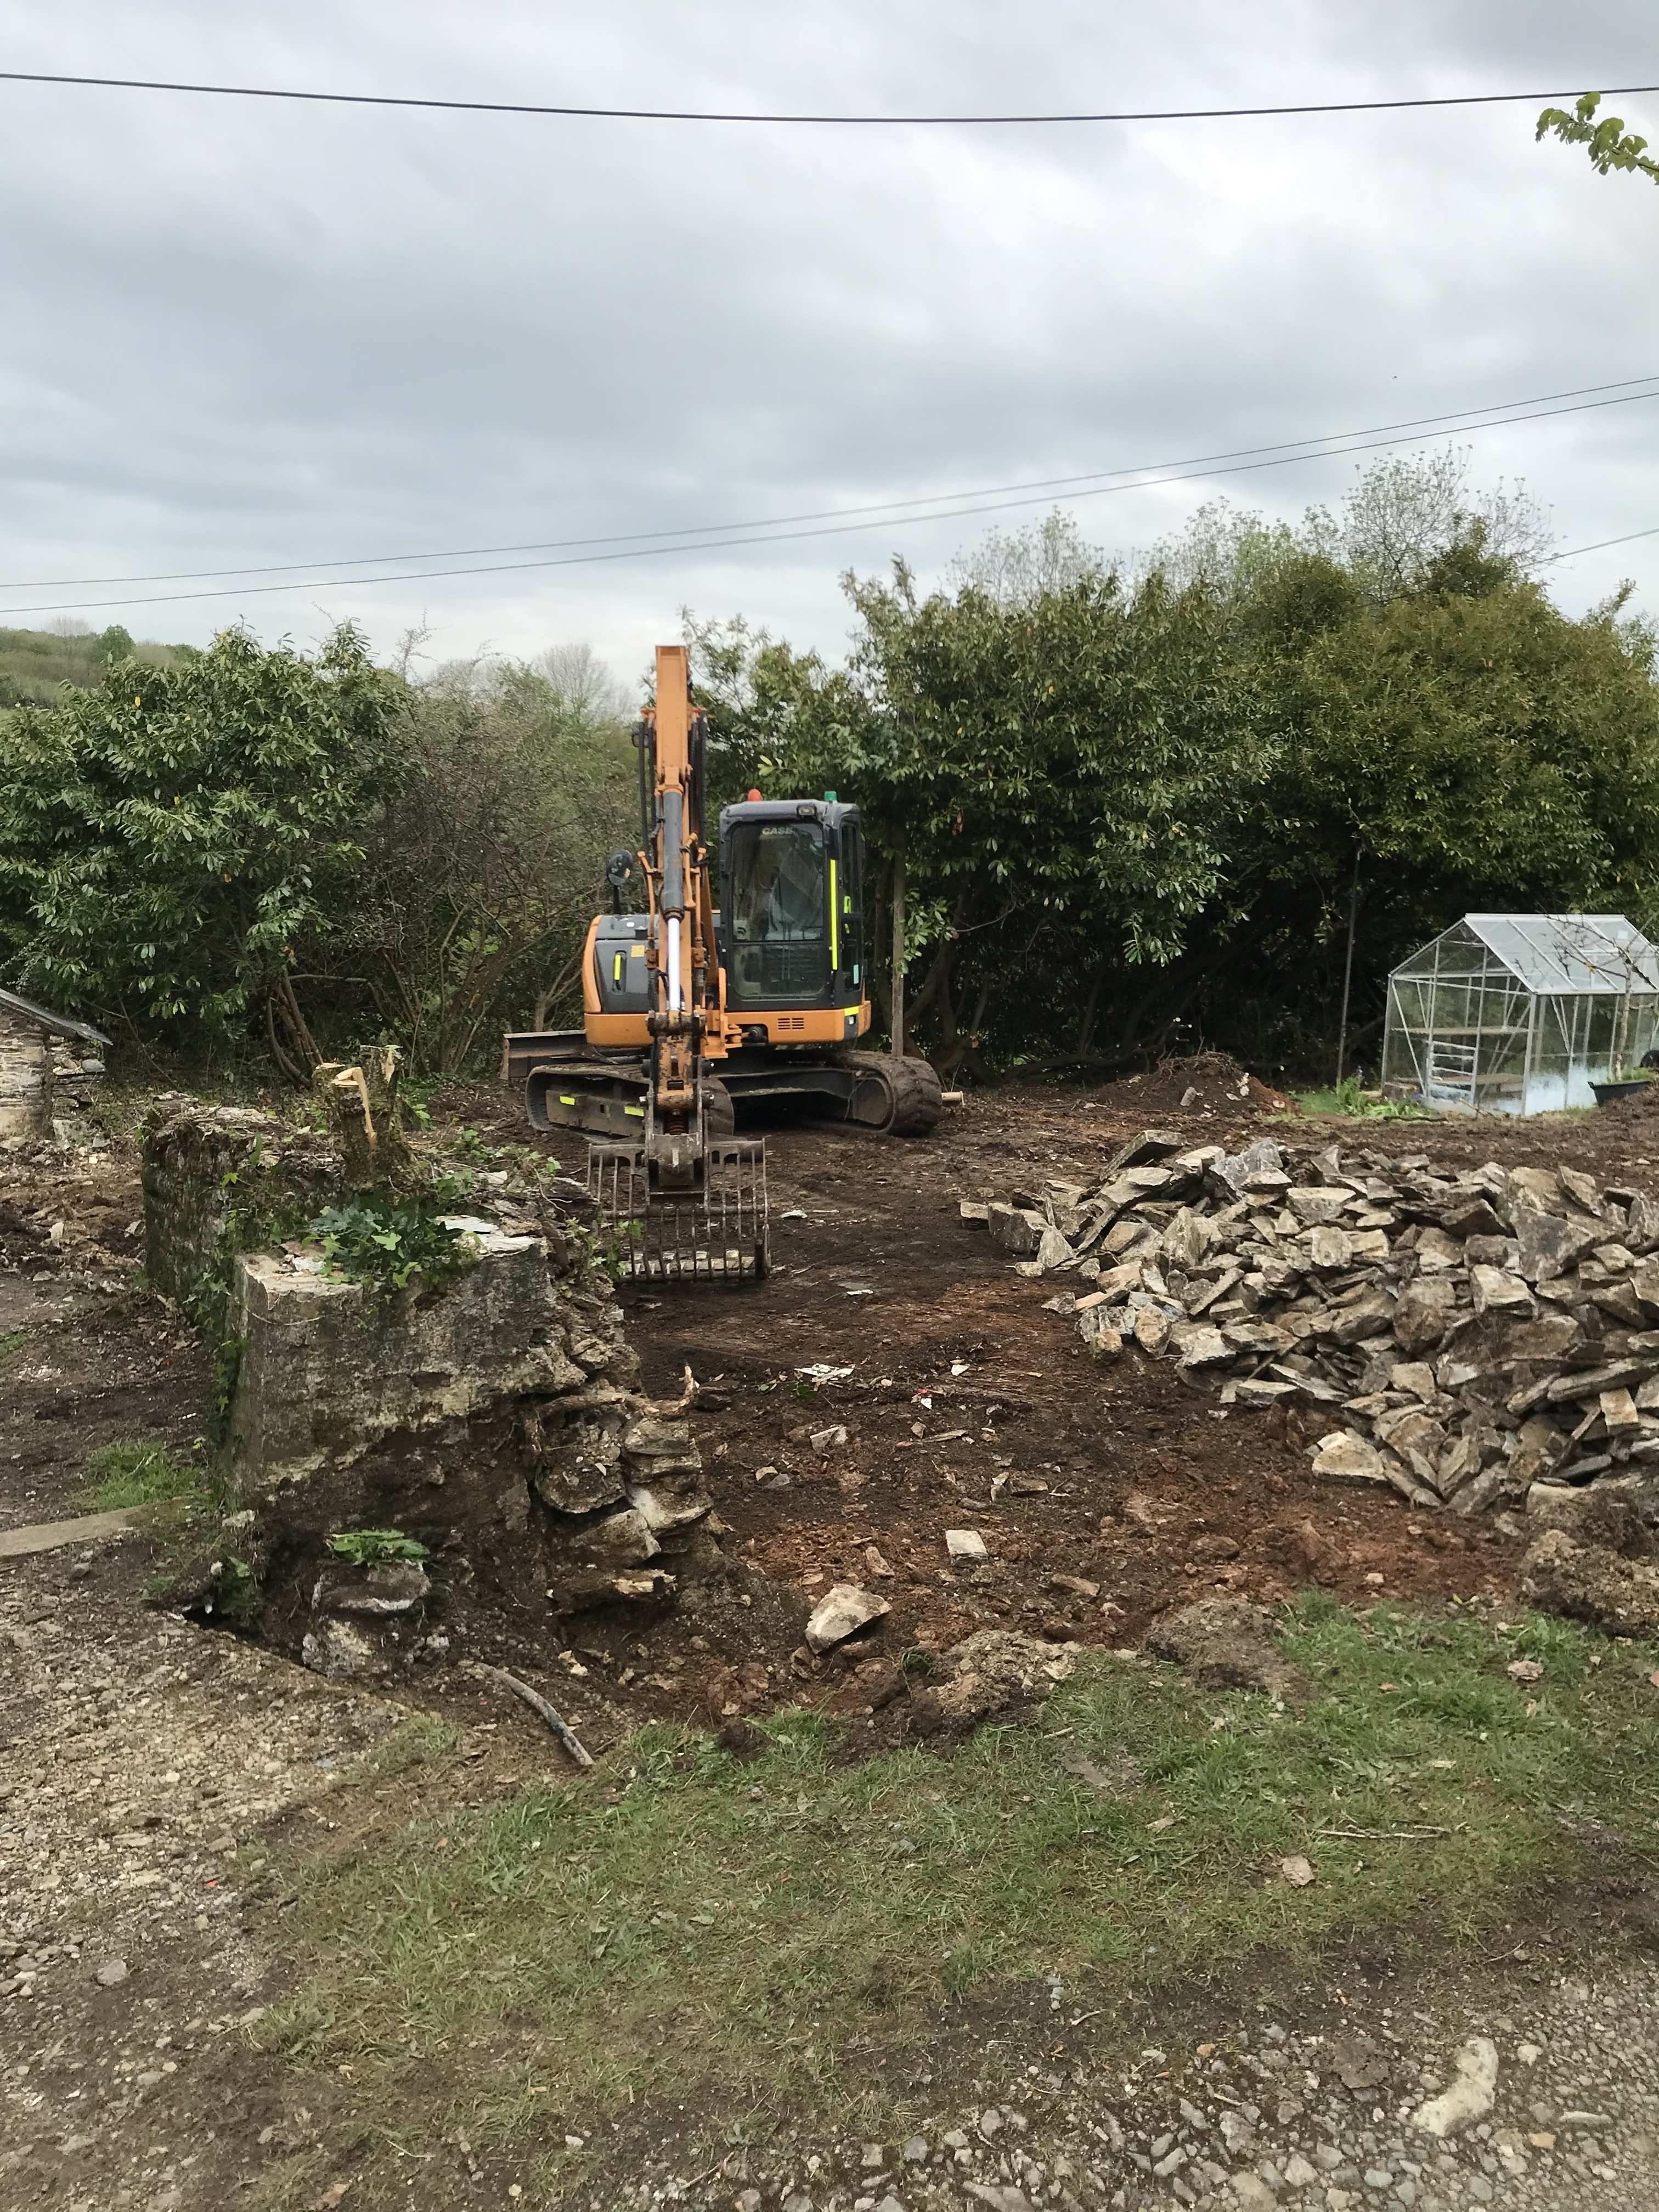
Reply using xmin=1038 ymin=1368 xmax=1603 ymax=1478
xmin=726 ymin=819 xmax=830 ymax=1003
xmin=720 ymin=799 xmax=866 ymax=1011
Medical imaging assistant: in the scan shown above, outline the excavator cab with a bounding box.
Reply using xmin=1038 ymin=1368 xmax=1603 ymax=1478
xmin=720 ymin=799 xmax=864 ymax=1034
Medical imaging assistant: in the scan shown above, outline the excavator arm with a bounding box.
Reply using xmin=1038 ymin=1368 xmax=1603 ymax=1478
xmin=580 ymin=646 xmax=769 ymax=1277
xmin=637 ymin=645 xmax=712 ymax=1190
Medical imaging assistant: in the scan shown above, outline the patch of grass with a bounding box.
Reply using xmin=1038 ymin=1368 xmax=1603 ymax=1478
xmin=255 ymin=1596 xmax=1659 ymax=2142
xmin=348 ymin=1714 xmax=463 ymax=1784
xmin=1296 ymin=1076 xmax=1430 ymax=1119
xmin=77 ymin=1437 xmax=206 ymax=1511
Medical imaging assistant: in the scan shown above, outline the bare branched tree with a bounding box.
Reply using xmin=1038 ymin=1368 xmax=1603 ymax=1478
xmin=947 ymin=511 xmax=1106 ymax=603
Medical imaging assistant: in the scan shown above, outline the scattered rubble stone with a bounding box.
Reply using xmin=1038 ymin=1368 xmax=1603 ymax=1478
xmin=1519 ymin=1529 xmax=1659 ymax=1638
xmin=1143 ymin=1597 xmax=1310 ymax=1702
xmin=969 ymin=1132 xmax=1659 ymax=1554
xmin=911 ymin=1629 xmax=1079 ymax=1733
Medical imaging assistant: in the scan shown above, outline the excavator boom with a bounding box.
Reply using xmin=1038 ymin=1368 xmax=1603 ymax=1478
xmin=586 ymin=645 xmax=769 ymax=1277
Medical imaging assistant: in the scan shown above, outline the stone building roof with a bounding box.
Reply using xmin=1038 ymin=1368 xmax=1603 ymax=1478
xmin=0 ymin=986 xmax=112 ymax=1049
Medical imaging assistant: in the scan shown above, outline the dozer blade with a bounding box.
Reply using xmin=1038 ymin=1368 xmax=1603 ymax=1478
xmin=588 ymin=1140 xmax=769 ymax=1284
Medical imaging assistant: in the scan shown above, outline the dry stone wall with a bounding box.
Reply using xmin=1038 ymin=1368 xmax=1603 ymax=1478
xmin=0 ymin=1006 xmax=50 ymax=1141
xmin=139 ymin=1098 xmax=337 ymax=1308
xmin=141 ymin=1097 xmax=720 ymax=1682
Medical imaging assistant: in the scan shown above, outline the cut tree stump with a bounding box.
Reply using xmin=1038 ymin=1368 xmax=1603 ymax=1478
xmin=312 ymin=1046 xmax=414 ymax=1190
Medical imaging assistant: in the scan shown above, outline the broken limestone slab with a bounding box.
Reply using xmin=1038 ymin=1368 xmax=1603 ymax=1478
xmin=1470 ymin=1265 xmax=1535 ymax=1318
xmin=1285 ymin=1187 xmax=1352 ymax=1226
xmin=1133 ymin=1306 xmax=1173 ymax=1356
xmin=1514 ymin=1210 xmax=1602 ymax=1284
xmin=1171 ymin=1323 xmax=1232 ymax=1370
xmin=627 ymin=1480 xmax=713 ymax=1533
xmin=1392 ymin=1279 xmax=1458 ymax=1354
xmin=1310 ymin=1430 xmax=1390 ymax=1486
xmin=621 ymin=1413 xmax=702 ymax=1479
xmin=580 ymin=1508 xmax=662 ymax=1567
xmin=805 ymin=1582 xmax=891 ymax=1653
xmin=1025 ymin=1226 xmax=1076 ymax=1274
xmin=1602 ymin=1387 xmax=1642 ymax=1435
xmin=1102 ymin=1128 xmax=1187 ymax=1173
xmin=311 ymin=1561 xmax=430 ymax=1617
xmin=945 ymin=1527 xmax=989 ymax=1561
xmin=1373 ymin=1408 xmax=1447 ymax=1486
xmin=986 ymin=1203 xmax=1045 ymax=1257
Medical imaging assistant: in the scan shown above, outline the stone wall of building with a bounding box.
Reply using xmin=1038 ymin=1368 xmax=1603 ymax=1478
xmin=0 ymin=1006 xmax=50 ymax=1141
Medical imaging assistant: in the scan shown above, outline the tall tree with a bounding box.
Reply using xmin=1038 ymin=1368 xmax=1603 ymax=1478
xmin=0 ymin=623 xmax=403 ymax=1073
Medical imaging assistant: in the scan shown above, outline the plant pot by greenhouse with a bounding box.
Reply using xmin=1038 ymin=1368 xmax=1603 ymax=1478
xmin=1592 ymin=1079 xmax=1651 ymax=1106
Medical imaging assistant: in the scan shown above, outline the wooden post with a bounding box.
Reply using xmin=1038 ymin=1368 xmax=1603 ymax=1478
xmin=890 ymin=851 xmax=906 ymax=1062
xmin=1335 ymin=845 xmax=1362 ymax=1088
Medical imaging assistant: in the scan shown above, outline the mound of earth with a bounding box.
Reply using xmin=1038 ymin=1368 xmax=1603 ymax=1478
xmin=1093 ymin=1051 xmax=1294 ymax=1118
xmin=1599 ymin=1076 xmax=1659 ymax=1126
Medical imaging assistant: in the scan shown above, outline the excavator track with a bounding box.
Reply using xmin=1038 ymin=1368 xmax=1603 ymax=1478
xmin=837 ymin=1051 xmax=945 ymax=1136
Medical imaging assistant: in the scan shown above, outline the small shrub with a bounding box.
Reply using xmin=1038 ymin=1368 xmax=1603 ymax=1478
xmin=309 ymin=1192 xmax=477 ymax=1294
xmin=327 ymin=1528 xmax=430 ymax=1567
xmin=1299 ymin=1076 xmax=1430 ymax=1119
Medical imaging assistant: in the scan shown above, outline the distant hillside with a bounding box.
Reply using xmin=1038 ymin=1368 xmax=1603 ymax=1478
xmin=0 ymin=623 xmax=196 ymax=709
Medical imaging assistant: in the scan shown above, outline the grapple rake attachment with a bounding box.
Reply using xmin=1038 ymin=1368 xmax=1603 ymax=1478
xmin=588 ymin=1140 xmax=770 ymax=1283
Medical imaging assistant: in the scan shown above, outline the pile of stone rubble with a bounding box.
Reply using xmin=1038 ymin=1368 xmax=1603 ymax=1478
xmin=966 ymin=1129 xmax=1659 ymax=1522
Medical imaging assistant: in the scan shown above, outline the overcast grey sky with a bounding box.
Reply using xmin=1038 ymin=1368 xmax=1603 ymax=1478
xmin=2 ymin=2 xmax=1656 ymax=689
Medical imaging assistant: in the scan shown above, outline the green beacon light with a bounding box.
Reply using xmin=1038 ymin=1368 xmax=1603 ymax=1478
xmin=824 ymin=790 xmax=837 ymax=802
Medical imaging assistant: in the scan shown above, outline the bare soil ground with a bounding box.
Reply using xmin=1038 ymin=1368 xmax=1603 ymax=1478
xmin=4 ymin=1078 xmax=1659 ymax=2209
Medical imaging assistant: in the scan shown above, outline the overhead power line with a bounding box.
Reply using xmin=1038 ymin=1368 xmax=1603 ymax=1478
xmin=4 ymin=380 xmax=1657 ymax=620
xmin=1550 ymin=523 xmax=1659 ymax=563
xmin=1 ymin=67 xmax=1657 ymax=127
xmin=5 ymin=373 xmax=1656 ymax=595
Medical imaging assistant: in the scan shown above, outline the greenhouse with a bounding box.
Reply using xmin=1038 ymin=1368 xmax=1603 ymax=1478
xmin=1380 ymin=913 xmax=1659 ymax=1116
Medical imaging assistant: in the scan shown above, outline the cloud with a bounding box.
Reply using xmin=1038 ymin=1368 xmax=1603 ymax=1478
xmin=2 ymin=0 xmax=1657 ymax=692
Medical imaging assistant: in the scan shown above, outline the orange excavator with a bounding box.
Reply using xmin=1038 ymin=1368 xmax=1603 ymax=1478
xmin=503 ymin=645 xmax=941 ymax=1279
